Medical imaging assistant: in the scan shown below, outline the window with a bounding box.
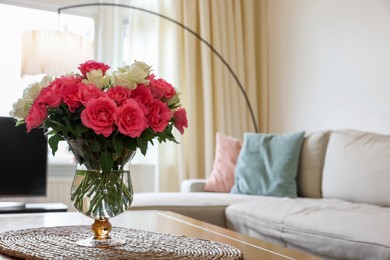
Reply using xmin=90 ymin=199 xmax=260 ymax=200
xmin=0 ymin=3 xmax=158 ymax=168
xmin=0 ymin=4 xmax=94 ymax=166
xmin=0 ymin=4 xmax=157 ymax=171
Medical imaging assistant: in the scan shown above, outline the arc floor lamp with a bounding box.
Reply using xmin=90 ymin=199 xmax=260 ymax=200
xmin=26 ymin=2 xmax=259 ymax=132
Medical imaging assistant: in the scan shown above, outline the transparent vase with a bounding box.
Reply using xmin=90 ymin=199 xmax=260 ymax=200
xmin=67 ymin=139 xmax=136 ymax=247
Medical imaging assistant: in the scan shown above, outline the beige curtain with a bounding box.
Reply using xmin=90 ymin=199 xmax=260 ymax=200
xmin=170 ymin=0 xmax=269 ymax=183
xmin=123 ymin=0 xmax=268 ymax=191
xmin=124 ymin=0 xmax=185 ymax=192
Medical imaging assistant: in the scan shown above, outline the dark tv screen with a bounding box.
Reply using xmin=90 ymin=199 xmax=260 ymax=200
xmin=0 ymin=116 xmax=47 ymax=196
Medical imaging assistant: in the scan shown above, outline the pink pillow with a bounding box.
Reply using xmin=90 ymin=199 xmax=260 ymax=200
xmin=204 ymin=132 xmax=242 ymax=192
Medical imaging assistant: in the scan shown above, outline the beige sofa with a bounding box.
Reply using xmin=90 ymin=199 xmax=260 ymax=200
xmin=131 ymin=129 xmax=390 ymax=259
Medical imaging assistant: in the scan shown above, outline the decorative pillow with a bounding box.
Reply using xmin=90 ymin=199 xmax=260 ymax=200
xmin=204 ymin=133 xmax=242 ymax=192
xmin=231 ymin=131 xmax=305 ymax=197
xmin=297 ymin=130 xmax=331 ymax=198
xmin=322 ymin=130 xmax=390 ymax=207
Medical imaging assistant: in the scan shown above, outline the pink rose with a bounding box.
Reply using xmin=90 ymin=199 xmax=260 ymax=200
xmin=148 ymin=99 xmax=172 ymax=133
xmin=26 ymin=101 xmax=47 ymax=132
xmin=37 ymin=76 xmax=83 ymax=108
xmin=80 ymin=97 xmax=117 ymax=137
xmin=51 ymin=75 xmax=83 ymax=93
xmin=116 ymin=99 xmax=147 ymax=138
xmin=78 ymin=60 xmax=110 ymax=78
xmin=79 ymin=83 xmax=106 ymax=105
xmin=131 ymin=84 xmax=153 ymax=113
xmin=61 ymin=83 xmax=82 ymax=112
xmin=107 ymin=86 xmax=132 ymax=106
xmin=36 ymin=85 xmax=62 ymax=108
xmin=147 ymin=74 xmax=176 ymax=100
xmin=173 ymin=108 xmax=188 ymax=134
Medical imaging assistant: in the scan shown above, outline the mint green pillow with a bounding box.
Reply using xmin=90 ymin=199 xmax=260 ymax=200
xmin=230 ymin=131 xmax=305 ymax=197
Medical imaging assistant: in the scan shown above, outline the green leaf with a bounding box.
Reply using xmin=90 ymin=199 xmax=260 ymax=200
xmin=76 ymin=124 xmax=89 ymax=136
xmin=123 ymin=138 xmax=137 ymax=151
xmin=143 ymin=128 xmax=155 ymax=141
xmin=90 ymin=140 xmax=101 ymax=152
xmin=137 ymin=137 xmax=148 ymax=156
xmin=68 ymin=124 xmax=78 ymax=136
xmin=15 ymin=119 xmax=25 ymax=126
xmin=100 ymin=150 xmax=113 ymax=173
xmin=48 ymin=134 xmax=63 ymax=156
xmin=113 ymin=136 xmax=123 ymax=154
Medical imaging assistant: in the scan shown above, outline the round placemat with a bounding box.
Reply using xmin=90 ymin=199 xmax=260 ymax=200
xmin=0 ymin=226 xmax=243 ymax=259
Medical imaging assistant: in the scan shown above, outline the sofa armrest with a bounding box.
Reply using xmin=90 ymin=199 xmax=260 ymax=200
xmin=180 ymin=179 xmax=207 ymax=192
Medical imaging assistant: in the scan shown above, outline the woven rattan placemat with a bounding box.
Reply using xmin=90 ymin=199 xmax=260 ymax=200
xmin=0 ymin=226 xmax=243 ymax=259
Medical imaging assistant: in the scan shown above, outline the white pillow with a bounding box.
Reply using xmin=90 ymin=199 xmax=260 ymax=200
xmin=322 ymin=130 xmax=390 ymax=207
xmin=297 ymin=130 xmax=331 ymax=198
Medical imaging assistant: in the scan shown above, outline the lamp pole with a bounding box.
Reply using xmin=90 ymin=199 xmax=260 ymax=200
xmin=58 ymin=3 xmax=259 ymax=133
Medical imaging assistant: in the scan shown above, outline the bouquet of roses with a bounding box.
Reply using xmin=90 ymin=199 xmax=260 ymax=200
xmin=10 ymin=60 xmax=188 ymax=219
xmin=10 ymin=60 xmax=188 ymax=172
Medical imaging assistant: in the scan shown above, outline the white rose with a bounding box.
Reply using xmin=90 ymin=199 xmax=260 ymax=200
xmin=23 ymin=82 xmax=42 ymax=100
xmin=133 ymin=60 xmax=152 ymax=75
xmin=167 ymin=93 xmax=181 ymax=108
xmin=112 ymin=62 xmax=151 ymax=89
xmin=112 ymin=69 xmax=137 ymax=89
xmin=40 ymin=75 xmax=53 ymax=86
xmin=129 ymin=64 xmax=150 ymax=84
xmin=82 ymin=70 xmax=110 ymax=89
xmin=22 ymin=75 xmax=53 ymax=100
xmin=9 ymin=98 xmax=30 ymax=119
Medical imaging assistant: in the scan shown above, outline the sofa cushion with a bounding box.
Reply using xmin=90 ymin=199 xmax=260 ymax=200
xmin=226 ymin=198 xmax=390 ymax=259
xmin=297 ymin=130 xmax=331 ymax=198
xmin=226 ymin=196 xmax=311 ymax=246
xmin=282 ymin=200 xmax=390 ymax=259
xmin=322 ymin=129 xmax=390 ymax=207
xmin=131 ymin=192 xmax=259 ymax=227
xmin=231 ymin=131 xmax=305 ymax=197
xmin=204 ymin=133 xmax=242 ymax=192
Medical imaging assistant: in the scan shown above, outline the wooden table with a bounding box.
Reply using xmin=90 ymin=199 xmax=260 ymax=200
xmin=0 ymin=210 xmax=320 ymax=260
xmin=0 ymin=203 xmax=68 ymax=214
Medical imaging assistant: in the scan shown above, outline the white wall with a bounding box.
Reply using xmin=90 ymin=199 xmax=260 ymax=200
xmin=268 ymin=0 xmax=390 ymax=134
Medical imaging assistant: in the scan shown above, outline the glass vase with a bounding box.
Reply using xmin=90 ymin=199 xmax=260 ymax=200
xmin=67 ymin=139 xmax=136 ymax=247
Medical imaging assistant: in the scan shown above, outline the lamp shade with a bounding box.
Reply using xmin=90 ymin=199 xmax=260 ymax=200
xmin=21 ymin=30 xmax=94 ymax=76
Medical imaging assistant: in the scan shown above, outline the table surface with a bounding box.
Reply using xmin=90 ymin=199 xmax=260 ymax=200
xmin=0 ymin=210 xmax=320 ymax=260
xmin=0 ymin=202 xmax=68 ymax=214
